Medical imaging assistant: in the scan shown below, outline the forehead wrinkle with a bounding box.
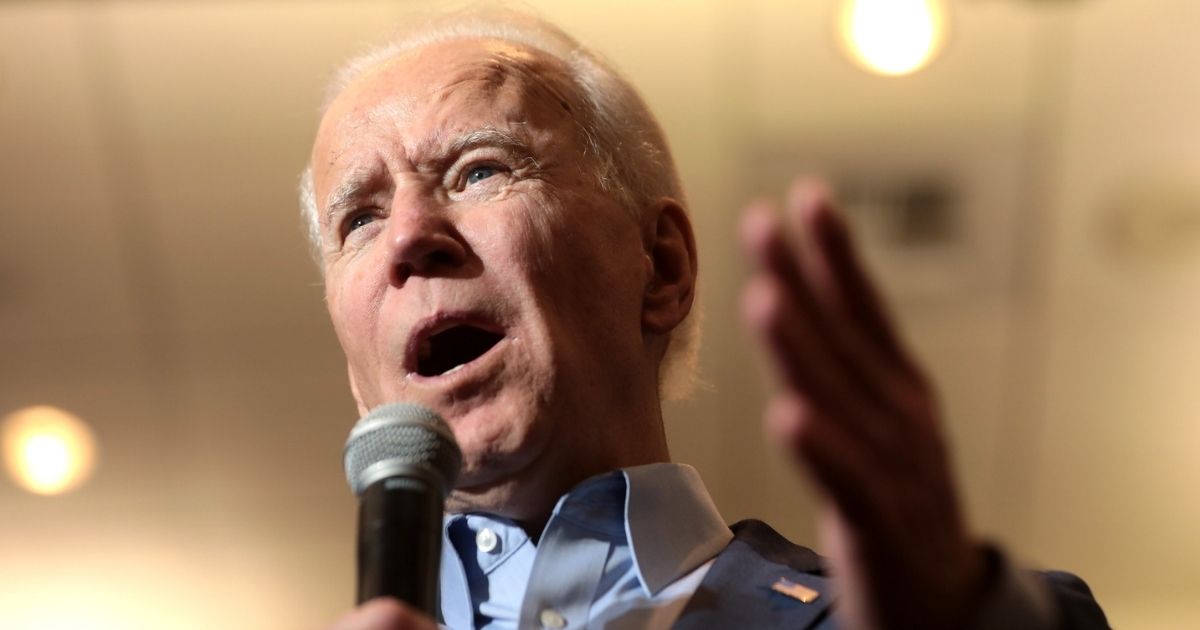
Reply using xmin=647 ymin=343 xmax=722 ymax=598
xmin=316 ymin=40 xmax=586 ymax=219
xmin=429 ymin=46 xmax=579 ymax=119
xmin=364 ymin=95 xmax=416 ymax=128
xmin=400 ymin=85 xmax=570 ymax=171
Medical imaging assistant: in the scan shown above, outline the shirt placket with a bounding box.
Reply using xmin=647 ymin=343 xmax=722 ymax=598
xmin=517 ymin=517 xmax=612 ymax=630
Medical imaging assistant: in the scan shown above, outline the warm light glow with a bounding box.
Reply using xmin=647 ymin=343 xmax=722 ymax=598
xmin=839 ymin=0 xmax=947 ymax=76
xmin=0 ymin=543 xmax=247 ymax=630
xmin=2 ymin=405 xmax=97 ymax=495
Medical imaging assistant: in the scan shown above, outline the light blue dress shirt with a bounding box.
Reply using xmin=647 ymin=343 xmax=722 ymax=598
xmin=438 ymin=463 xmax=732 ymax=630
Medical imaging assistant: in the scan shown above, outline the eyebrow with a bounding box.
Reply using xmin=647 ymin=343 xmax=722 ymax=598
xmin=322 ymin=127 xmax=536 ymax=227
xmin=445 ymin=127 xmax=531 ymax=157
xmin=324 ymin=167 xmax=382 ymax=229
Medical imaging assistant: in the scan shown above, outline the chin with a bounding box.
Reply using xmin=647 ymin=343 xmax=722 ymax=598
xmin=440 ymin=382 xmax=550 ymax=471
xmin=445 ymin=481 xmax=509 ymax=514
xmin=451 ymin=431 xmax=538 ymax=489
xmin=445 ymin=464 xmax=532 ymax=518
xmin=444 ymin=423 xmax=564 ymax=522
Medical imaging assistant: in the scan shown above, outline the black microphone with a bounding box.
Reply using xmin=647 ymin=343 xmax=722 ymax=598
xmin=343 ymin=403 xmax=462 ymax=612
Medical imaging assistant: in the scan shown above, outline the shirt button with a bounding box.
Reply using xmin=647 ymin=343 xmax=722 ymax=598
xmin=539 ymin=608 xmax=567 ymax=629
xmin=475 ymin=527 xmax=499 ymax=554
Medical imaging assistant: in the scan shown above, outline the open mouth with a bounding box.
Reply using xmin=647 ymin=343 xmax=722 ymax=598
xmin=413 ymin=323 xmax=505 ymax=378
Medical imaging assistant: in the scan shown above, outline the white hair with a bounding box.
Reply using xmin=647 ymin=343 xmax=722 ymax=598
xmin=299 ymin=5 xmax=700 ymax=399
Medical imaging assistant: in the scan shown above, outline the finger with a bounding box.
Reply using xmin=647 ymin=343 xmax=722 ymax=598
xmin=744 ymin=192 xmax=927 ymax=427
xmin=782 ymin=181 xmax=933 ymax=423
xmin=764 ymin=393 xmax=888 ymax=531
xmin=740 ymin=198 xmax=825 ymax=332
xmin=739 ymin=205 xmax=832 ymax=394
xmin=742 ymin=272 xmax=897 ymax=454
xmin=786 ymin=180 xmax=920 ymax=380
xmin=741 ymin=205 xmax=880 ymax=419
xmin=325 ymin=598 xmax=437 ymax=630
xmin=742 ymin=196 xmax=937 ymax=462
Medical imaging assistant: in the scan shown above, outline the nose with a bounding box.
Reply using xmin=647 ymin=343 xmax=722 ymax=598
xmin=384 ymin=192 xmax=468 ymax=287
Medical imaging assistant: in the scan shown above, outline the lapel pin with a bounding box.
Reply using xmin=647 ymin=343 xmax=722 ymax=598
xmin=771 ymin=577 xmax=820 ymax=604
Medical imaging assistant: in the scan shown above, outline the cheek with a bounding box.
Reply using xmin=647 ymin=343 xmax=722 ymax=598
xmin=537 ymin=208 xmax=643 ymax=304
xmin=326 ymin=266 xmax=382 ymax=366
xmin=519 ymin=207 xmax=647 ymax=366
xmin=501 ymin=190 xmax=618 ymax=278
xmin=501 ymin=195 xmax=561 ymax=274
xmin=467 ymin=194 xmax=568 ymax=308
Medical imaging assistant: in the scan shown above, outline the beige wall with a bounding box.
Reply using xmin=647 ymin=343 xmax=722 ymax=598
xmin=1029 ymin=3 xmax=1200 ymax=626
xmin=0 ymin=1 xmax=1196 ymax=628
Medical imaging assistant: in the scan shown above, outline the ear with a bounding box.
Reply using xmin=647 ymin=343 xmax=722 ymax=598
xmin=641 ymin=199 xmax=698 ymax=335
xmin=347 ymin=364 xmax=370 ymax=417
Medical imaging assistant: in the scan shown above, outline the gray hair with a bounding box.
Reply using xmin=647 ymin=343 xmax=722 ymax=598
xmin=299 ymin=5 xmax=700 ymax=399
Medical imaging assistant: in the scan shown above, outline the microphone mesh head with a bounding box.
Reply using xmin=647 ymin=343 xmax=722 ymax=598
xmin=343 ymin=403 xmax=462 ymax=497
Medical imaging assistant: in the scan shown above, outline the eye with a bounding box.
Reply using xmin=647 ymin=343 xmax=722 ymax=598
xmin=345 ymin=212 xmax=377 ymax=235
xmin=465 ymin=164 xmax=499 ymax=186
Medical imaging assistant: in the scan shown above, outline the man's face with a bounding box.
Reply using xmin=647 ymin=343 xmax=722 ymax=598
xmin=310 ymin=39 xmax=656 ymax=510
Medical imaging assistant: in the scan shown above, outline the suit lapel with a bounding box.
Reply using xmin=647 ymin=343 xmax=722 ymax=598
xmin=673 ymin=520 xmax=836 ymax=630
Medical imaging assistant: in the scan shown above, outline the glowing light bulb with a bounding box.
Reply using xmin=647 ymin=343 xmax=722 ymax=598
xmin=2 ymin=405 xmax=97 ymax=495
xmin=839 ymin=0 xmax=947 ymax=77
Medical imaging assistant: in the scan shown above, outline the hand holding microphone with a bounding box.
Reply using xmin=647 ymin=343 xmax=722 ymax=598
xmin=325 ymin=598 xmax=439 ymax=630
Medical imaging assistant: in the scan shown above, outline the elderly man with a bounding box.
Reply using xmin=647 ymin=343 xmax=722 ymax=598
xmin=304 ymin=9 xmax=1106 ymax=630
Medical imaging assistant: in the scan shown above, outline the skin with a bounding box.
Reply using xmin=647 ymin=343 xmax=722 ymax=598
xmin=326 ymin=600 xmax=437 ymax=630
xmin=311 ymin=38 xmax=695 ymax=531
xmin=739 ymin=181 xmax=987 ymax=630
xmin=318 ymin=36 xmax=985 ymax=630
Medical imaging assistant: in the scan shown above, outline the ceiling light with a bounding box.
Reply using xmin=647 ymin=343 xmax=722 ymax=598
xmin=2 ymin=405 xmax=98 ymax=495
xmin=838 ymin=0 xmax=948 ymax=77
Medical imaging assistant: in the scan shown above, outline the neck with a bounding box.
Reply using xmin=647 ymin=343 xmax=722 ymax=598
xmin=447 ymin=415 xmax=670 ymax=538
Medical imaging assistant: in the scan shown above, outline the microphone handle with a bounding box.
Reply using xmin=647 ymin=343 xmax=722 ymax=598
xmin=356 ymin=475 xmax=443 ymax=613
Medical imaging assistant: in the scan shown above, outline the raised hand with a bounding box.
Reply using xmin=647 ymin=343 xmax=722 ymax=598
xmin=739 ymin=179 xmax=989 ymax=630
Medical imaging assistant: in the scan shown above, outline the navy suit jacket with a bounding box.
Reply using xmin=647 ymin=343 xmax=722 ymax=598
xmin=673 ymin=520 xmax=1109 ymax=629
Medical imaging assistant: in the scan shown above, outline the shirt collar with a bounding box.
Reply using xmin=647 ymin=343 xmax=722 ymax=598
xmin=442 ymin=462 xmax=733 ymax=603
xmin=621 ymin=463 xmax=732 ymax=596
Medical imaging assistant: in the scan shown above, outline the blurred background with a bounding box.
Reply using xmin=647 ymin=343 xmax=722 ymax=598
xmin=1 ymin=0 xmax=1198 ymax=627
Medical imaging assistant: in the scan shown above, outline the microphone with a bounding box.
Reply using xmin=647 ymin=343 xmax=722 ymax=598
xmin=343 ymin=403 xmax=462 ymax=612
